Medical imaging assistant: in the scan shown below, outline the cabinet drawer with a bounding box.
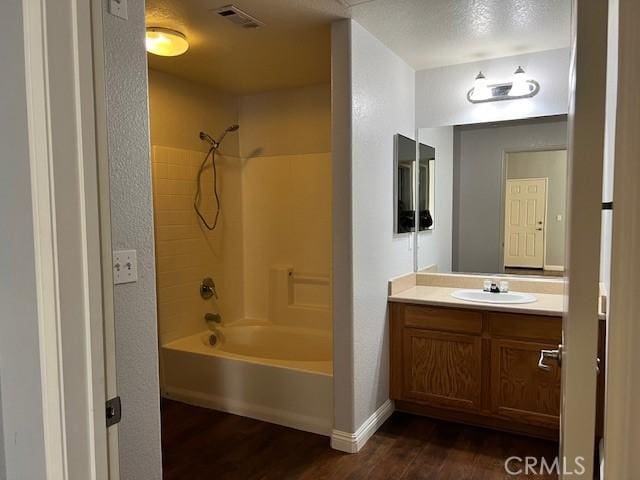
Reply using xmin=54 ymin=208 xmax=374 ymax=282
xmin=404 ymin=305 xmax=483 ymax=334
xmin=488 ymin=312 xmax=561 ymax=342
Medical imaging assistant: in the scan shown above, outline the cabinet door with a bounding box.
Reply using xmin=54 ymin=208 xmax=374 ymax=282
xmin=490 ymin=338 xmax=561 ymax=428
xmin=402 ymin=328 xmax=482 ymax=411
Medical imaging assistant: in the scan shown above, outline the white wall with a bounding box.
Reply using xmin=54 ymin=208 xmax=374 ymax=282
xmin=332 ymin=19 xmax=416 ymax=433
xmin=102 ymin=1 xmax=162 ymax=478
xmin=417 ymin=127 xmax=454 ymax=272
xmin=0 ymin=1 xmax=47 ymax=477
xmin=416 ymin=48 xmax=571 ymax=128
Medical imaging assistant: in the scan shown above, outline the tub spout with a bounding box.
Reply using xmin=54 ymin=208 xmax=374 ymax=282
xmin=205 ymin=312 xmax=222 ymax=324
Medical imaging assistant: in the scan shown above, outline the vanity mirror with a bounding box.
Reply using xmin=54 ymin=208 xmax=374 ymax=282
xmin=394 ymin=134 xmax=416 ymax=234
xmin=418 ymin=142 xmax=435 ymax=231
xmin=413 ymin=116 xmax=569 ymax=279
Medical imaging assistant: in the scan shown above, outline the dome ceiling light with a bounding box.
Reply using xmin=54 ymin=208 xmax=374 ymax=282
xmin=145 ymin=27 xmax=189 ymax=57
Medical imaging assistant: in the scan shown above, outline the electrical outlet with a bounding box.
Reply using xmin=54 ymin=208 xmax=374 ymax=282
xmin=113 ymin=250 xmax=137 ymax=285
xmin=108 ymin=0 xmax=128 ymax=20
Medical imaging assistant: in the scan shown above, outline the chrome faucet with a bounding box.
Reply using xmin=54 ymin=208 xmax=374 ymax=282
xmin=204 ymin=312 xmax=222 ymax=324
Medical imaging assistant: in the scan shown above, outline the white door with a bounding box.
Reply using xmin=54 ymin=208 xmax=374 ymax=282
xmin=552 ymin=1 xmax=609 ymax=478
xmin=504 ymin=178 xmax=547 ymax=268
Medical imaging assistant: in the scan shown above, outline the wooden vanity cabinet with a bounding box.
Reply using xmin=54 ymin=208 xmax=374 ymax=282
xmin=390 ymin=302 xmax=562 ymax=440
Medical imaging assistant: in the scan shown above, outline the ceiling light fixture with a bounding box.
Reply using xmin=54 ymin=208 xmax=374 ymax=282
xmin=467 ymin=67 xmax=540 ymax=104
xmin=145 ymin=27 xmax=189 ymax=57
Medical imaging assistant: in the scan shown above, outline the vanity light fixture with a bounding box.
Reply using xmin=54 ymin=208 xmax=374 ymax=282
xmin=467 ymin=66 xmax=540 ymax=104
xmin=145 ymin=27 xmax=189 ymax=57
xmin=470 ymin=71 xmax=491 ymax=102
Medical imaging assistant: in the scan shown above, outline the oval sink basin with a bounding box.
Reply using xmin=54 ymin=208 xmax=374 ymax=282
xmin=451 ymin=289 xmax=537 ymax=304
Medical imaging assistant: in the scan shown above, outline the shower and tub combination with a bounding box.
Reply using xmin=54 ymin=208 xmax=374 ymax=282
xmin=154 ymin=124 xmax=333 ymax=435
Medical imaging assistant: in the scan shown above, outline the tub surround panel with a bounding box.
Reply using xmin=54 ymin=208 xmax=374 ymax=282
xmin=242 ymin=153 xmax=332 ymax=323
xmin=152 ymin=146 xmax=244 ymax=345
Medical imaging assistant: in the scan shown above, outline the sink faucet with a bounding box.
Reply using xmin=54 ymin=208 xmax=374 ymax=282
xmin=484 ymin=279 xmax=508 ymax=293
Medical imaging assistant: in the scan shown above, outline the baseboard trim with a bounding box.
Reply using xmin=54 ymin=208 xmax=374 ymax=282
xmin=163 ymin=387 xmax=332 ymax=437
xmin=330 ymin=400 xmax=394 ymax=453
xmin=544 ymin=265 xmax=565 ymax=272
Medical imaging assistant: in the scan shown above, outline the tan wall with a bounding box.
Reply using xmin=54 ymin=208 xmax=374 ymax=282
xmin=239 ymin=83 xmax=331 ymax=157
xmin=148 ymin=69 xmax=240 ymax=156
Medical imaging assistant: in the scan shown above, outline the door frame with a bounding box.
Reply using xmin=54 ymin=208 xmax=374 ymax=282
xmin=22 ymin=0 xmax=114 ymax=477
xmin=603 ymin=0 xmax=640 ymax=477
xmin=560 ymin=0 xmax=609 ymax=477
xmin=499 ymin=145 xmax=566 ymax=273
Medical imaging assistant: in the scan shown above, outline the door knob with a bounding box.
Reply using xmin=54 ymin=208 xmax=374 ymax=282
xmin=536 ymin=228 xmax=543 ymax=231
xmin=538 ymin=345 xmax=562 ymax=371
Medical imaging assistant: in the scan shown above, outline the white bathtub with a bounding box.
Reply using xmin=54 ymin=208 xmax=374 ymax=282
xmin=161 ymin=323 xmax=333 ymax=435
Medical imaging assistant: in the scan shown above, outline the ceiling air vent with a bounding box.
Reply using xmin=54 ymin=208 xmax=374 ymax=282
xmin=214 ymin=5 xmax=264 ymax=29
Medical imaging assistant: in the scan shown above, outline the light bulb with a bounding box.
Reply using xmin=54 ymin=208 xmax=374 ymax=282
xmin=145 ymin=28 xmax=189 ymax=57
xmin=471 ymin=71 xmax=491 ymax=101
xmin=509 ymin=66 xmax=530 ymax=97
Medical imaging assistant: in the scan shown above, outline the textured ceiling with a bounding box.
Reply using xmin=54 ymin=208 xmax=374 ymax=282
xmin=145 ymin=0 xmax=346 ymax=94
xmin=351 ymin=0 xmax=572 ymax=70
xmin=145 ymin=0 xmax=571 ymax=95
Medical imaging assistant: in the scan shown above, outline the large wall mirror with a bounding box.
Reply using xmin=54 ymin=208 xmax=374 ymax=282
xmin=394 ymin=134 xmax=416 ymax=234
xmin=412 ymin=116 xmax=569 ymax=278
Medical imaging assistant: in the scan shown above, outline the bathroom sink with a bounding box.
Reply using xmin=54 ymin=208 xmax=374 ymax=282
xmin=451 ymin=289 xmax=537 ymax=304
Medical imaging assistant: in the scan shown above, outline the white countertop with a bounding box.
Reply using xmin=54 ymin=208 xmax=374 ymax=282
xmin=389 ymin=285 xmax=566 ymax=317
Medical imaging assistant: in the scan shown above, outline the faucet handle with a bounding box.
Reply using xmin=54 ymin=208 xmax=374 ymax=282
xmin=200 ymin=277 xmax=218 ymax=299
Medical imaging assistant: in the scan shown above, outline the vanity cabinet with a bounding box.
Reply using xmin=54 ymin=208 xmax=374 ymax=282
xmin=390 ymin=303 xmax=563 ymax=439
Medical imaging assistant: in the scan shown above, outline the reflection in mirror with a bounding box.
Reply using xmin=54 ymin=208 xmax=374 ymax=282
xmin=415 ymin=116 xmax=569 ymax=279
xmin=394 ymin=134 xmax=416 ymax=234
xmin=418 ymin=143 xmax=435 ymax=231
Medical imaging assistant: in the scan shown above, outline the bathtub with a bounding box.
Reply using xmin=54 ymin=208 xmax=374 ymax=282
xmin=161 ymin=323 xmax=333 ymax=435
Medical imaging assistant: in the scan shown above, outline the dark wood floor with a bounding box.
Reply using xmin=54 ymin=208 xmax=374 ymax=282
xmin=161 ymin=399 xmax=558 ymax=480
xmin=504 ymin=268 xmax=564 ymax=277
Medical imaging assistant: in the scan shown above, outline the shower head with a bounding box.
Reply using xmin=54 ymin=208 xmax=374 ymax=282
xmin=199 ymin=131 xmax=216 ymax=146
xmin=199 ymin=124 xmax=239 ymax=149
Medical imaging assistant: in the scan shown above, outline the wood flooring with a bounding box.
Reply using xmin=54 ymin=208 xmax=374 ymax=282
xmin=162 ymin=399 xmax=558 ymax=480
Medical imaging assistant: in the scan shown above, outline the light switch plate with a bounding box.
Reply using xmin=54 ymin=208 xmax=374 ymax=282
xmin=113 ymin=250 xmax=137 ymax=285
xmin=108 ymin=0 xmax=128 ymax=20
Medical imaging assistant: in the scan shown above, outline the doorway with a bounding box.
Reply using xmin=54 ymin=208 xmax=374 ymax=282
xmin=502 ymin=149 xmax=567 ymax=275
